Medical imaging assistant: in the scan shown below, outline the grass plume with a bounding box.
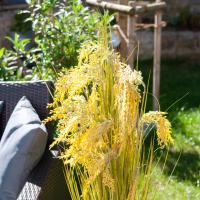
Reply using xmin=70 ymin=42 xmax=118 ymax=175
xmin=45 ymin=24 xmax=173 ymax=200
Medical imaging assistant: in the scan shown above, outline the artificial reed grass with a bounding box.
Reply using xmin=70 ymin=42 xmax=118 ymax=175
xmin=45 ymin=24 xmax=173 ymax=200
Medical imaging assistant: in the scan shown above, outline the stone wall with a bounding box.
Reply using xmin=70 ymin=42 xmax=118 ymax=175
xmin=165 ymin=0 xmax=200 ymax=15
xmin=162 ymin=0 xmax=200 ymax=29
xmin=126 ymin=0 xmax=200 ymax=59
xmin=0 ymin=4 xmax=27 ymax=46
xmin=137 ymin=30 xmax=200 ymax=59
xmin=0 ymin=9 xmax=16 ymax=46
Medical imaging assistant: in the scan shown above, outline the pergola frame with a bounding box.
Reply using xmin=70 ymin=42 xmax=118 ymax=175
xmin=85 ymin=0 xmax=166 ymax=110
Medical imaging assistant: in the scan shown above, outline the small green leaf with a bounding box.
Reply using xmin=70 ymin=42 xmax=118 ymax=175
xmin=0 ymin=48 xmax=5 ymax=57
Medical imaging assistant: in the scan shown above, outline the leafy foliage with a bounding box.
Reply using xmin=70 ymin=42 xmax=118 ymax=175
xmin=28 ymin=0 xmax=103 ymax=79
xmin=0 ymin=34 xmax=33 ymax=81
xmin=0 ymin=0 xmax=107 ymax=80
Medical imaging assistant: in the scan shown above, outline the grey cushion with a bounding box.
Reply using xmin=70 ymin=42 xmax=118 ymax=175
xmin=0 ymin=101 xmax=4 ymax=114
xmin=0 ymin=101 xmax=4 ymax=135
xmin=0 ymin=96 xmax=48 ymax=200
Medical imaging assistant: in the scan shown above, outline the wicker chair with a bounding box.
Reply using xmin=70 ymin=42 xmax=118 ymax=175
xmin=0 ymin=81 xmax=70 ymax=200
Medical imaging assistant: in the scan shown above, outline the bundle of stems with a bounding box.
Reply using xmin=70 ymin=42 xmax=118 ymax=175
xmin=45 ymin=24 xmax=173 ymax=200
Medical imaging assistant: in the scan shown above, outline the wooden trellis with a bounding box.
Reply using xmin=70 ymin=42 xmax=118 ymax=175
xmin=85 ymin=0 xmax=166 ymax=110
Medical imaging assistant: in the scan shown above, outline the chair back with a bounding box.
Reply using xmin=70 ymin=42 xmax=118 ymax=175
xmin=0 ymin=81 xmax=54 ymax=139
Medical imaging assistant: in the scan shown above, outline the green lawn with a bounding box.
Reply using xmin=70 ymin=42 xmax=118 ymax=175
xmin=139 ymin=58 xmax=200 ymax=199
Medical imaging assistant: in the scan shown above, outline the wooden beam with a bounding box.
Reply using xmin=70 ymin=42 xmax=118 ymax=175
xmin=129 ymin=1 xmax=166 ymax=14
xmin=86 ymin=0 xmax=135 ymax=14
xmin=85 ymin=0 xmax=166 ymax=15
xmin=135 ymin=21 xmax=166 ymax=30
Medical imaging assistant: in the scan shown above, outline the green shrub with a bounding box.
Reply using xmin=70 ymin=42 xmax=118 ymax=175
xmin=0 ymin=0 xmax=110 ymax=80
xmin=29 ymin=0 xmax=104 ymax=79
xmin=0 ymin=34 xmax=32 ymax=81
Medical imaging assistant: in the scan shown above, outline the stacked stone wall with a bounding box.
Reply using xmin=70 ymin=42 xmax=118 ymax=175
xmin=0 ymin=4 xmax=27 ymax=46
xmin=137 ymin=30 xmax=200 ymax=59
xmin=0 ymin=9 xmax=17 ymax=46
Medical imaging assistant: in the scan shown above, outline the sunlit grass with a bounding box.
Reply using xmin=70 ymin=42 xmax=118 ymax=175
xmin=150 ymin=165 xmax=200 ymax=200
xmin=173 ymin=108 xmax=200 ymax=151
xmin=139 ymin=58 xmax=200 ymax=199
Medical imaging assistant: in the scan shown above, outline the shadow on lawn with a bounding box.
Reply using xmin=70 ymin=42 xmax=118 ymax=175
xmin=160 ymin=149 xmax=200 ymax=186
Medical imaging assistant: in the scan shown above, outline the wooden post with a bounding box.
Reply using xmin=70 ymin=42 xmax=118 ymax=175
xmin=118 ymin=0 xmax=129 ymax=59
xmin=153 ymin=0 xmax=162 ymax=111
xmin=127 ymin=11 xmax=136 ymax=68
xmin=126 ymin=1 xmax=137 ymax=68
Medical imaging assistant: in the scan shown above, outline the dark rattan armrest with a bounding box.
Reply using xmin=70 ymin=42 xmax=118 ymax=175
xmin=18 ymin=147 xmax=70 ymax=200
xmin=0 ymin=81 xmax=70 ymax=200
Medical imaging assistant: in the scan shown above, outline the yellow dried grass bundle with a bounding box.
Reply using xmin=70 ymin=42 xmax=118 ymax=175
xmin=45 ymin=25 xmax=173 ymax=200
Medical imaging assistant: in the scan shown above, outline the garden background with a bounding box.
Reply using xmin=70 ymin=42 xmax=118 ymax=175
xmin=0 ymin=0 xmax=199 ymax=199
